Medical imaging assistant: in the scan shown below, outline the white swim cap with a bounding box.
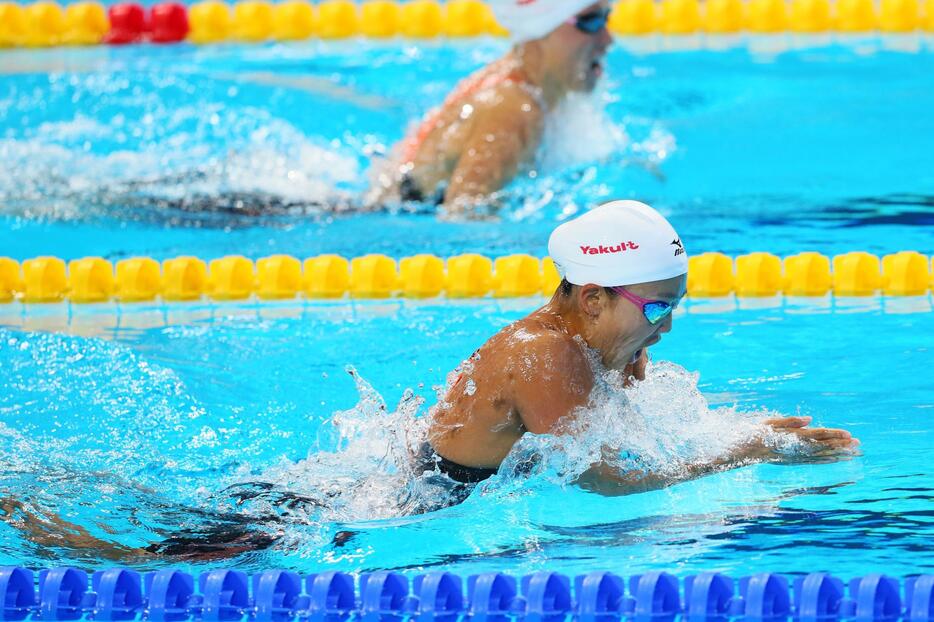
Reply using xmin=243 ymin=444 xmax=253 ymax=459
xmin=489 ymin=0 xmax=597 ymax=44
xmin=548 ymin=200 xmax=688 ymax=286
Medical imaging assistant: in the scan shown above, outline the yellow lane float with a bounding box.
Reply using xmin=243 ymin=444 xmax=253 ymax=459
xmin=703 ymin=0 xmax=744 ymax=33
xmin=22 ymin=256 xmax=67 ymax=303
xmin=783 ymin=252 xmax=832 ymax=296
xmin=63 ymin=1 xmax=109 ymax=44
xmin=446 ymin=254 xmax=493 ymax=298
xmin=116 ymin=258 xmax=162 ymax=302
xmin=188 ymin=0 xmax=232 ymax=43
xmin=360 ymin=0 xmax=399 ymax=37
xmin=68 ymin=257 xmax=115 ymax=303
xmin=273 ymin=0 xmax=315 ymax=40
xmin=304 ymin=255 xmax=351 ymax=298
xmin=735 ymin=252 xmax=783 ymax=297
xmin=316 ymin=0 xmax=358 ymax=38
xmin=0 ymin=252 xmax=931 ymax=304
xmin=257 ymin=255 xmax=303 ymax=299
xmin=162 ymin=256 xmax=208 ymax=301
xmin=232 ymin=0 xmax=274 ymax=41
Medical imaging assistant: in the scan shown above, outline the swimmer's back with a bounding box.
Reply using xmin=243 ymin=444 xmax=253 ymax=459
xmin=428 ymin=310 xmax=593 ymax=469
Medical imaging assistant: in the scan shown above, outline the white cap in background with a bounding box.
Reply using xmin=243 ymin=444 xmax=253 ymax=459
xmin=488 ymin=0 xmax=597 ymax=44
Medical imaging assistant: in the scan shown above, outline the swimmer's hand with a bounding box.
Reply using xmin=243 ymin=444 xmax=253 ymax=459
xmin=622 ymin=349 xmax=649 ymax=386
xmin=762 ymin=416 xmax=860 ymax=455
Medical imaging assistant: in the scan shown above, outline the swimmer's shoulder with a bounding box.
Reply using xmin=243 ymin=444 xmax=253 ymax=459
xmin=498 ymin=317 xmax=594 ymax=433
xmin=471 ymin=80 xmax=544 ymax=119
xmin=499 ymin=316 xmax=591 ymax=375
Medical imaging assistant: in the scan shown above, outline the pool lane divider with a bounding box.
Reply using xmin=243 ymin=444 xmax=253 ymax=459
xmin=0 ymin=567 xmax=933 ymax=622
xmin=0 ymin=251 xmax=933 ymax=304
xmin=3 ymin=0 xmax=934 ymax=49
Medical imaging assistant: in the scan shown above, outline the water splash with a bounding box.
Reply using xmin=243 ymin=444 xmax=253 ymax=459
xmin=0 ymin=106 xmax=362 ymax=225
xmin=1 ymin=68 xmax=673 ymax=226
xmin=232 ymin=358 xmax=800 ymax=534
xmin=539 ymin=92 xmax=633 ymax=173
xmin=503 ymin=91 xmax=676 ymax=222
xmin=223 ymin=367 xmax=432 ymax=527
xmin=496 ymin=360 xmax=799 ymax=494
xmin=0 ymin=325 xmax=814 ymax=565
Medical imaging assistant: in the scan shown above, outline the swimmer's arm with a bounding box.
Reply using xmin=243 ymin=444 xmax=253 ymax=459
xmin=443 ymin=90 xmax=543 ymax=214
xmin=576 ymin=417 xmax=860 ymax=496
xmin=576 ymin=447 xmax=772 ymax=496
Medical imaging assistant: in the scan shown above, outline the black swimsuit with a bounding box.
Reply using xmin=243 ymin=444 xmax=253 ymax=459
xmin=399 ymin=173 xmax=446 ymax=206
xmin=415 ymin=442 xmax=498 ymax=484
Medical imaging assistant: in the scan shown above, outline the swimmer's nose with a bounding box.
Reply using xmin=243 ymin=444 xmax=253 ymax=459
xmin=659 ymin=314 xmax=674 ymax=334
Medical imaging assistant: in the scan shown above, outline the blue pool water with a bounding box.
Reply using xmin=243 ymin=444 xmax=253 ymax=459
xmin=1 ymin=39 xmax=933 ymax=577
xmin=0 ymin=303 xmax=932 ymax=576
xmin=2 ymin=41 xmax=934 ymax=259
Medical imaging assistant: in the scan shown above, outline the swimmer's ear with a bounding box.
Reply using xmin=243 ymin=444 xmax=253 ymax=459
xmin=577 ymin=283 xmax=605 ymax=318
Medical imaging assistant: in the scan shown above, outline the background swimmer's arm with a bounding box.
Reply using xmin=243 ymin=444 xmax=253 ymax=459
xmin=576 ymin=416 xmax=860 ymax=496
xmin=444 ymin=88 xmax=543 ymax=213
xmin=511 ymin=334 xmax=594 ymax=434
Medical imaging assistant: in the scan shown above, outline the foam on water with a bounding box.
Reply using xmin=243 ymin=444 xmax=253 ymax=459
xmin=0 ymin=329 xmax=223 ymax=492
xmin=224 ymin=368 xmax=431 ymax=527
xmin=502 ymin=91 xmax=675 ymax=222
xmin=229 ymin=357 xmax=803 ymax=535
xmin=0 ymin=322 xmax=841 ymax=565
xmin=496 ymin=360 xmax=799 ymax=494
xmin=1 ymin=67 xmax=672 ymax=226
xmin=538 ymin=90 xmax=675 ymax=174
xmin=0 ymin=106 xmax=361 ymax=223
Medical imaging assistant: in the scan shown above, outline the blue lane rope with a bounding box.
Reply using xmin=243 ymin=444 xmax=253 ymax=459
xmin=0 ymin=568 xmax=932 ymax=622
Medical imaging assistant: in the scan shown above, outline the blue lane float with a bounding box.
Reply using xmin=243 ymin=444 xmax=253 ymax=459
xmin=0 ymin=568 xmax=932 ymax=622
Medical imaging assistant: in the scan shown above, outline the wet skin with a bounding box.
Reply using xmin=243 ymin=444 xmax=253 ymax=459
xmin=428 ymin=274 xmax=860 ymax=490
xmin=368 ymin=2 xmax=614 ymax=213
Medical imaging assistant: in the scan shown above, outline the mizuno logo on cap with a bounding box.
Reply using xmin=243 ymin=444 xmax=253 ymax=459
xmin=580 ymin=242 xmax=639 ymax=255
xmin=671 ymin=239 xmax=685 ymax=256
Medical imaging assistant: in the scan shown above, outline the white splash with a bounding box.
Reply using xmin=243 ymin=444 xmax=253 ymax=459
xmin=232 ymin=367 xmax=432 ymax=525
xmin=539 ymin=92 xmax=631 ymax=173
xmin=0 ymin=109 xmax=361 ymax=221
xmin=498 ymin=359 xmax=800 ymax=489
xmin=537 ymin=91 xmax=675 ymax=174
xmin=233 ymin=358 xmax=802 ymax=531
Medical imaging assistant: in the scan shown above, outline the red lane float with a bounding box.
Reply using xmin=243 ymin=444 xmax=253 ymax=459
xmin=151 ymin=2 xmax=189 ymax=42
xmin=104 ymin=2 xmax=147 ymax=43
xmin=104 ymin=2 xmax=188 ymax=45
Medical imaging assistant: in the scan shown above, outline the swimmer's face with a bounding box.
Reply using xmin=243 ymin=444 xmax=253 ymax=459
xmin=543 ymin=1 xmax=613 ymax=93
xmin=578 ymin=274 xmax=687 ymax=371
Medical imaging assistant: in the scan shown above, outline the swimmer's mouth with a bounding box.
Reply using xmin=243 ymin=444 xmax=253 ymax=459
xmin=590 ymin=60 xmax=603 ymax=77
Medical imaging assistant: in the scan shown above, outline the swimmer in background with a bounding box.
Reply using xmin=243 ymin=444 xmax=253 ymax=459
xmin=14 ymin=1 xmax=615 ymax=220
xmin=418 ymin=200 xmax=860 ymax=499
xmin=366 ymin=0 xmax=614 ymax=214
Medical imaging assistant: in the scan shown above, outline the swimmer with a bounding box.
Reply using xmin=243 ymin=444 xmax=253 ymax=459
xmin=9 ymin=1 xmax=614 ymax=220
xmin=366 ymin=0 xmax=614 ymax=214
xmin=420 ymin=200 xmax=860 ymax=498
